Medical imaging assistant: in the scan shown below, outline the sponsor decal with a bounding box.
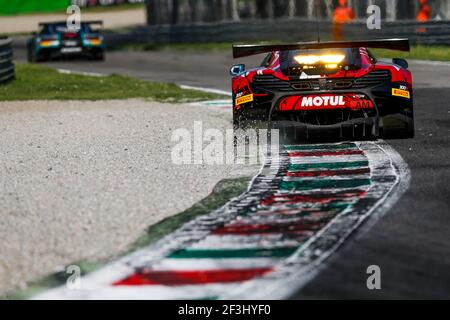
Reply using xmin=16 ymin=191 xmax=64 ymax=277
xmin=235 ymin=94 xmax=253 ymax=106
xmin=279 ymin=94 xmax=374 ymax=111
xmin=392 ymin=88 xmax=410 ymax=99
xmin=301 ymin=96 xmax=345 ymax=107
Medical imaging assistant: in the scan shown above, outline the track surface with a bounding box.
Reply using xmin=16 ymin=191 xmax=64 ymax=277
xmin=13 ymin=49 xmax=450 ymax=298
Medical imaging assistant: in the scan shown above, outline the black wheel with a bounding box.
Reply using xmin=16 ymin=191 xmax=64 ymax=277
xmin=233 ymin=108 xmax=244 ymax=130
xmin=27 ymin=45 xmax=37 ymax=63
xmin=381 ymin=111 xmax=415 ymax=139
xmin=94 ymin=51 xmax=105 ymax=61
xmin=233 ymin=105 xmax=268 ymax=130
xmin=27 ymin=49 xmax=32 ymax=62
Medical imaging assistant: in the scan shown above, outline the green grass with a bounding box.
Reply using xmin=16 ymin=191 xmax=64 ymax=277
xmin=115 ymin=42 xmax=234 ymax=52
xmin=0 ymin=63 xmax=223 ymax=102
xmin=116 ymin=41 xmax=450 ymax=62
xmin=78 ymin=2 xmax=145 ymax=14
xmin=0 ymin=2 xmax=144 ymax=16
xmin=372 ymin=45 xmax=450 ymax=62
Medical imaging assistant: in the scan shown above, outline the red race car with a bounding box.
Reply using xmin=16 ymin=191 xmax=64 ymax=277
xmin=231 ymin=39 xmax=414 ymax=140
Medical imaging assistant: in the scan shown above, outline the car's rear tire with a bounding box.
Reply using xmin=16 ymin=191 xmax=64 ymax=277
xmin=27 ymin=46 xmax=38 ymax=63
xmin=382 ymin=123 xmax=415 ymax=139
xmin=381 ymin=109 xmax=415 ymax=139
xmin=94 ymin=51 xmax=105 ymax=61
xmin=27 ymin=49 xmax=33 ymax=63
xmin=233 ymin=108 xmax=245 ymax=130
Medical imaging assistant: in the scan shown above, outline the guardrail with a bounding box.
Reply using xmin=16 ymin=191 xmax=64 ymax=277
xmin=104 ymin=19 xmax=450 ymax=48
xmin=0 ymin=37 xmax=14 ymax=84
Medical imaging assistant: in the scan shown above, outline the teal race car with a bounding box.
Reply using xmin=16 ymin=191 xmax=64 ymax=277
xmin=27 ymin=21 xmax=105 ymax=62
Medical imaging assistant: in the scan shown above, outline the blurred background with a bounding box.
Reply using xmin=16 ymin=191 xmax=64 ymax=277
xmin=1 ymin=0 xmax=449 ymax=45
xmin=144 ymin=0 xmax=449 ymax=23
xmin=0 ymin=0 xmax=448 ymax=21
xmin=1 ymin=1 xmax=450 ymax=300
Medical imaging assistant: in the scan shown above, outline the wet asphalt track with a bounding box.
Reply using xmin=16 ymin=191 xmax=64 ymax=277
xmin=13 ymin=48 xmax=450 ymax=299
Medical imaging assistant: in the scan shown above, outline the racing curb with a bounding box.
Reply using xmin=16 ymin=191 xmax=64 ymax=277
xmin=32 ymin=140 xmax=410 ymax=299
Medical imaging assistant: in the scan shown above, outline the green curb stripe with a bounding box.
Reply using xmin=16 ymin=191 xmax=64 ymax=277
xmin=261 ymin=202 xmax=351 ymax=211
xmin=288 ymin=161 xmax=369 ymax=172
xmin=284 ymin=144 xmax=357 ymax=151
xmin=167 ymin=247 xmax=298 ymax=259
xmin=237 ymin=202 xmax=351 ymax=218
xmin=280 ymin=179 xmax=371 ymax=191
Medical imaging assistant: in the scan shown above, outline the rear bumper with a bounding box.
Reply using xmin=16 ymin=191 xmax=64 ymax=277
xmin=235 ymin=84 xmax=414 ymax=139
xmin=271 ymin=117 xmax=379 ymax=140
xmin=36 ymin=46 xmax=104 ymax=58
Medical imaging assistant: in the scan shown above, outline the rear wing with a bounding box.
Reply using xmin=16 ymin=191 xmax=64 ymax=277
xmin=233 ymin=38 xmax=410 ymax=58
xmin=38 ymin=20 xmax=104 ymax=27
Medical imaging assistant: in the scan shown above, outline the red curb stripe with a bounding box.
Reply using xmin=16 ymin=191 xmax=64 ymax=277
xmin=212 ymin=220 xmax=325 ymax=235
xmin=285 ymin=168 xmax=370 ymax=177
xmin=113 ymin=268 xmax=273 ymax=286
xmin=261 ymin=190 xmax=366 ymax=206
xmin=255 ymin=207 xmax=344 ymax=216
xmin=288 ymin=150 xmax=364 ymax=157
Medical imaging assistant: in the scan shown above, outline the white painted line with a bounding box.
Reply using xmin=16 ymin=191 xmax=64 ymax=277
xmin=189 ymin=99 xmax=233 ymax=108
xmin=179 ymin=84 xmax=231 ymax=96
xmin=57 ymin=68 xmax=107 ymax=77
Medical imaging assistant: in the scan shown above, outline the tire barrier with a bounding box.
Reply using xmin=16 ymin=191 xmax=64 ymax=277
xmin=0 ymin=37 xmax=14 ymax=84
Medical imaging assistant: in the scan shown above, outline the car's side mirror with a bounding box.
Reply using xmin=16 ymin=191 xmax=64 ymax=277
xmin=393 ymin=58 xmax=408 ymax=70
xmin=230 ymin=64 xmax=245 ymax=76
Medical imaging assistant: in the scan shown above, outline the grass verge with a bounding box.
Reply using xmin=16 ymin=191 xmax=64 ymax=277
xmin=0 ymin=63 xmax=224 ymax=102
xmin=114 ymin=42 xmax=235 ymax=52
xmin=77 ymin=3 xmax=145 ymax=14
xmin=117 ymin=41 xmax=450 ymax=62
xmin=372 ymin=45 xmax=450 ymax=62
xmin=3 ymin=177 xmax=251 ymax=299
xmin=0 ymin=3 xmax=144 ymax=17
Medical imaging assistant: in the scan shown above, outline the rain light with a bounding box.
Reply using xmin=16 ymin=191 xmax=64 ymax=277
xmin=294 ymin=54 xmax=346 ymax=65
